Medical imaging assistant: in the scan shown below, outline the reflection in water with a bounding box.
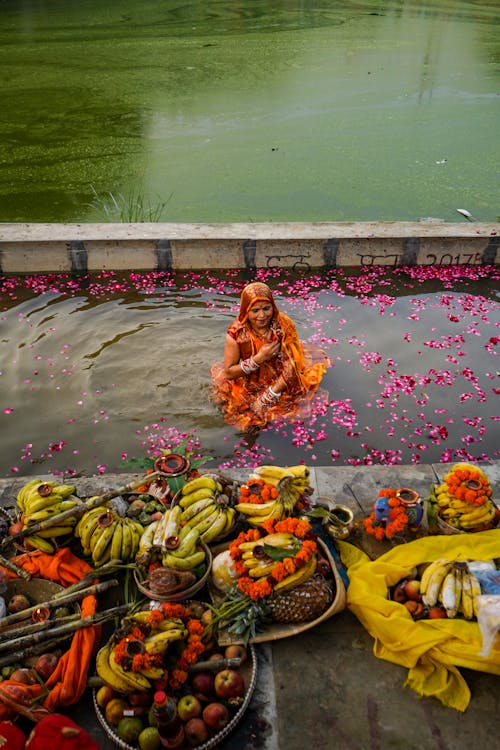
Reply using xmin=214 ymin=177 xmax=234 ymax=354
xmin=0 ymin=267 xmax=498 ymax=477
xmin=0 ymin=0 xmax=498 ymax=222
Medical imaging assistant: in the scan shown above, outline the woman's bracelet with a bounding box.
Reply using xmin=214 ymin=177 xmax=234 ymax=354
xmin=268 ymin=385 xmax=282 ymax=399
xmin=240 ymin=357 xmax=260 ymax=374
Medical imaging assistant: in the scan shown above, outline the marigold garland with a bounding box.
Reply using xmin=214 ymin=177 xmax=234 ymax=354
xmin=229 ymin=517 xmax=317 ymax=601
xmin=112 ymin=601 xmax=206 ymax=693
xmin=363 ymin=489 xmax=410 ymax=540
xmin=443 ymin=465 xmax=492 ymax=506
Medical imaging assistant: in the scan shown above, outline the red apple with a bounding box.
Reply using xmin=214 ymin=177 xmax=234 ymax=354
xmin=392 ymin=580 xmax=408 ymax=603
xmin=428 ymin=606 xmax=448 ymax=619
xmin=214 ymin=668 xmax=245 ymax=699
xmin=34 ymin=652 xmax=59 ymax=680
xmin=184 ymin=717 xmax=209 ymax=746
xmin=202 ymin=702 xmax=230 ymax=731
xmin=177 ymin=694 xmax=202 ymax=721
xmin=191 ymin=671 xmax=215 ymax=697
xmin=9 ymin=668 xmax=37 ymax=685
xmin=224 ymin=644 xmax=247 ymax=666
xmin=403 ymin=579 xmax=422 ymax=602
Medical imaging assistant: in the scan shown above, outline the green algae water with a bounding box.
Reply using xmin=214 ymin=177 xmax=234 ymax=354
xmin=0 ymin=0 xmax=499 ymax=224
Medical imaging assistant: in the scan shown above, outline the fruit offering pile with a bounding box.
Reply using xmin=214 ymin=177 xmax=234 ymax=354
xmin=429 ymin=462 xmax=499 ymax=532
xmin=391 ymin=557 xmax=495 ymax=620
xmin=235 ymin=465 xmax=313 ymax=526
xmin=94 ymin=601 xmax=250 ymax=749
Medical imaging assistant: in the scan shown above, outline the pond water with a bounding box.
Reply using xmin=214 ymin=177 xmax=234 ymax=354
xmin=1 ymin=265 xmax=499 ymax=478
xmin=1 ymin=0 xmax=499 ymax=223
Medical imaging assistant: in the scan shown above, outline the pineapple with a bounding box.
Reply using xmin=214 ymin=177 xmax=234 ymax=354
xmin=267 ymin=574 xmax=334 ymax=623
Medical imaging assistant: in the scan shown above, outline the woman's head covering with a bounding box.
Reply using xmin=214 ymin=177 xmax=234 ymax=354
xmin=237 ymin=282 xmax=279 ymax=323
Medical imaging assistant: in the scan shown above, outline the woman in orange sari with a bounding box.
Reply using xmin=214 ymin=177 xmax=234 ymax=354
xmin=211 ymin=282 xmax=330 ymax=432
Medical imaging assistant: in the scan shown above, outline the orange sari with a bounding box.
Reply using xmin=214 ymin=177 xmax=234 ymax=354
xmin=211 ymin=282 xmax=330 ymax=431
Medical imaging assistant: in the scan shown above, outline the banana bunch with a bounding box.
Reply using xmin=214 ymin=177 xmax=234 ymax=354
xmin=420 ymin=558 xmax=482 ymax=619
xmin=75 ymin=506 xmax=143 ymax=565
xmin=432 ymin=481 xmax=498 ymax=531
xmin=16 ymin=478 xmax=82 ymax=553
xmin=235 ymin=464 xmax=313 ymax=526
xmin=96 ymin=613 xmax=188 ymax=692
xmin=177 ymin=475 xmax=237 ymax=545
xmin=135 ymin=503 xmax=207 ymax=571
xmin=238 ymin=531 xmax=317 ymax=592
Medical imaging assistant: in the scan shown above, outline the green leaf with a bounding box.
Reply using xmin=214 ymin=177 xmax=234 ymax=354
xmin=261 ymin=541 xmax=301 ymax=561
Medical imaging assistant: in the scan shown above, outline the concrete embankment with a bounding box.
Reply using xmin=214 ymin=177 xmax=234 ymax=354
xmin=0 ymin=221 xmax=499 ymax=272
xmin=0 ymin=462 xmax=498 ymax=749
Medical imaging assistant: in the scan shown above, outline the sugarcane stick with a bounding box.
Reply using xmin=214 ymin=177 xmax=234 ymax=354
xmin=0 ymin=554 xmax=32 ymax=580
xmin=0 ymin=604 xmax=130 ymax=668
xmin=1 ymin=471 xmax=161 ymax=548
xmin=0 ymin=579 xmax=119 ymax=630
xmin=0 ymin=603 xmax=130 ymax=655
xmin=0 ymin=611 xmax=81 ymax=643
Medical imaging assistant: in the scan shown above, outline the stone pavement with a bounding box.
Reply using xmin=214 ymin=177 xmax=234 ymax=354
xmin=1 ymin=462 xmax=499 ymax=750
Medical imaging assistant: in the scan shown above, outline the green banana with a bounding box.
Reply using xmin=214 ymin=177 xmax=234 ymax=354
xmin=167 ymin=527 xmax=200 ymax=558
xmin=25 ymin=534 xmax=55 ymax=554
xmin=36 ymin=525 xmax=75 ymax=538
xmin=163 ymin=548 xmax=205 ymax=570
xmin=188 ymin=507 xmax=219 ymax=535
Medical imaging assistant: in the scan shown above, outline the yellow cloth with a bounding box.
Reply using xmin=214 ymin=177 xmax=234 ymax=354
xmin=338 ymin=530 xmax=500 ymax=711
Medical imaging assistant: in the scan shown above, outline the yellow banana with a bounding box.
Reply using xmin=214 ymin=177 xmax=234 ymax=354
xmin=235 ymin=500 xmax=280 ymax=516
xmin=222 ymin=507 xmax=236 ymax=536
xmin=180 ymin=495 xmax=217 ymax=521
xmin=248 ymin=561 xmax=279 ymax=578
xmin=273 ymin=554 xmax=317 ymax=593
xmin=108 ymin=647 xmax=151 ymax=691
xmin=79 ymin=507 xmax=110 ymax=549
xmin=144 ymin=628 xmax=187 ymax=655
xmin=74 ymin=505 xmax=102 ymax=538
xmin=421 ymin=559 xmax=454 ymax=607
xmin=91 ymin=519 xmax=118 ymax=563
xmin=110 ymin=519 xmax=124 ymax=561
xmin=438 ymin=567 xmax=459 ymax=618
xmin=140 ymin=666 xmax=165 ymax=680
xmin=52 ymin=483 xmax=77 ymax=498
xmin=468 ymin=571 xmax=482 ymax=617
xmin=120 ymin=517 xmax=133 ymax=562
xmin=181 ymin=476 xmax=219 ymax=496
xmin=179 ymin=487 xmax=217 ymax=509
xmin=24 ymin=493 xmax=62 ymax=515
xmin=459 ymin=568 xmax=475 ymax=620
xmin=253 ymin=465 xmax=292 ymax=480
xmin=163 ymin=548 xmax=205 ymax=571
xmin=16 ymin=479 xmax=43 ymax=512
xmin=247 ymin=505 xmax=284 ymax=526
xmin=286 ymin=465 xmax=311 ymax=478
xmin=161 ymin=505 xmax=182 ymax=548
xmin=136 ymin=519 xmax=159 ymax=564
xmin=96 ymin=644 xmax=130 ymax=694
xmin=25 ymin=534 xmax=55 ymax=554
xmin=200 ymin=510 xmax=228 ymax=544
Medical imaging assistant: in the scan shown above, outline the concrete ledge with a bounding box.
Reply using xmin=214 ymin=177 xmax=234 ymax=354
xmin=0 ymin=221 xmax=498 ymax=272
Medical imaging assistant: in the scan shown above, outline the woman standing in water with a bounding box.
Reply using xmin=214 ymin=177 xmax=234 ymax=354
xmin=211 ymin=282 xmax=330 ymax=432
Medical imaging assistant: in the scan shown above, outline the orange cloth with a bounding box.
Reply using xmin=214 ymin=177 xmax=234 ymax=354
xmin=211 ymin=282 xmax=330 ymax=431
xmin=2 ymin=548 xmax=100 ymax=711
